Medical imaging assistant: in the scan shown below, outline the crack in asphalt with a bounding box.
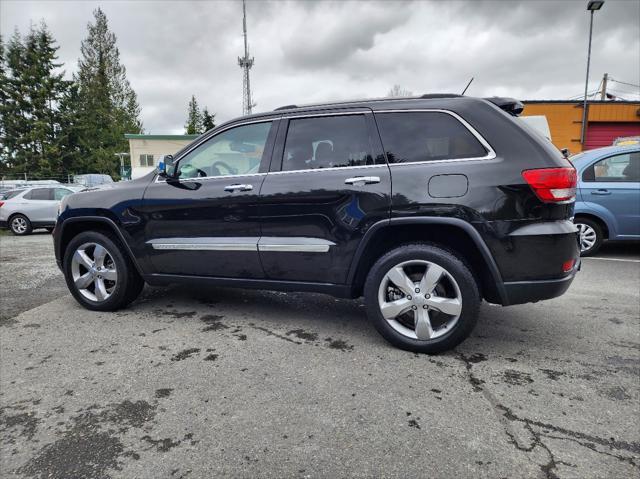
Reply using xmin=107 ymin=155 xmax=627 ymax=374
xmin=455 ymin=352 xmax=639 ymax=478
xmin=455 ymin=352 xmax=560 ymax=478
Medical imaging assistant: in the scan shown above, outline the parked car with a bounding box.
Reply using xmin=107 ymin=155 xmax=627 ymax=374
xmin=73 ymin=174 xmax=114 ymax=188
xmin=54 ymin=94 xmax=580 ymax=353
xmin=570 ymin=145 xmax=640 ymax=256
xmin=0 ymin=185 xmax=84 ymax=235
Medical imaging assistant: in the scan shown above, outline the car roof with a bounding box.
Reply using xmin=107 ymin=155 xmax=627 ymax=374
xmin=571 ymin=144 xmax=639 ymax=164
xmin=212 ymin=95 xmax=499 ymax=129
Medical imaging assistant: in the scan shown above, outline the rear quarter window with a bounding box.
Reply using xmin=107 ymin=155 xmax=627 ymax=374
xmin=375 ymin=111 xmax=489 ymax=164
xmin=0 ymin=190 xmax=24 ymax=200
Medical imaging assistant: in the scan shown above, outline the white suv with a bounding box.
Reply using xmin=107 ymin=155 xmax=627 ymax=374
xmin=0 ymin=186 xmax=83 ymax=235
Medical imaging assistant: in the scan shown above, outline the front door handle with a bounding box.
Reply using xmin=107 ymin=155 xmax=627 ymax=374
xmin=344 ymin=176 xmax=381 ymax=186
xmin=224 ymin=183 xmax=253 ymax=192
xmin=591 ymin=189 xmax=611 ymax=196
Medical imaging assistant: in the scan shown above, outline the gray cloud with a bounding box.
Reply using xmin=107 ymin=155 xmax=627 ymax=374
xmin=1 ymin=0 xmax=638 ymax=134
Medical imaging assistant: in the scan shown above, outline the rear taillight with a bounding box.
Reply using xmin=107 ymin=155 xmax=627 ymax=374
xmin=522 ymin=167 xmax=577 ymax=203
xmin=0 ymin=201 xmax=4 ymax=208
xmin=562 ymin=258 xmax=576 ymax=273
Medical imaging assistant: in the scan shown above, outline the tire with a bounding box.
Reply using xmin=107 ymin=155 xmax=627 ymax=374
xmin=63 ymin=231 xmax=144 ymax=311
xmin=575 ymin=218 xmax=603 ymax=257
xmin=364 ymin=243 xmax=480 ymax=354
xmin=9 ymin=214 xmax=32 ymax=236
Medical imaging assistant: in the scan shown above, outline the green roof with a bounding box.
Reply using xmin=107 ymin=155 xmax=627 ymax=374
xmin=125 ymin=134 xmax=199 ymax=140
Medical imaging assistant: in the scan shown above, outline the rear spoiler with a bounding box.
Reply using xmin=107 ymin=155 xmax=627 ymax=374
xmin=484 ymin=97 xmax=524 ymax=116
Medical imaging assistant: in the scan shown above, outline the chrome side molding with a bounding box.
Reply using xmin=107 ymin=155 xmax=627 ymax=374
xmin=148 ymin=236 xmax=336 ymax=253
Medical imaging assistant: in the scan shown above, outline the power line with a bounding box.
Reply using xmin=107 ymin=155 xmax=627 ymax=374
xmin=610 ymin=78 xmax=640 ymax=89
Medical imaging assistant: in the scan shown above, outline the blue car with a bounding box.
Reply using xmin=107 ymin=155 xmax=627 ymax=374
xmin=571 ymin=145 xmax=640 ymax=256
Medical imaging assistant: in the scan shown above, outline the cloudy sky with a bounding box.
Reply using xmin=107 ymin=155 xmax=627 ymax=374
xmin=2 ymin=0 xmax=639 ymax=134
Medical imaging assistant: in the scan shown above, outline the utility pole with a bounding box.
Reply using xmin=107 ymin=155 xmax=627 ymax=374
xmin=238 ymin=0 xmax=255 ymax=115
xmin=600 ymin=72 xmax=608 ymax=100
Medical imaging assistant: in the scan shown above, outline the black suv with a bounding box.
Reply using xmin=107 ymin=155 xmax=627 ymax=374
xmin=54 ymin=95 xmax=580 ymax=353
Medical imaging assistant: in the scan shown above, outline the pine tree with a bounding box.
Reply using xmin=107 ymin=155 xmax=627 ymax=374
xmin=185 ymin=95 xmax=202 ymax=134
xmin=202 ymin=107 xmax=216 ymax=132
xmin=1 ymin=30 xmax=28 ymax=176
xmin=73 ymin=8 xmax=142 ymax=178
xmin=0 ymin=34 xmax=7 ymax=175
xmin=0 ymin=24 xmax=67 ymax=179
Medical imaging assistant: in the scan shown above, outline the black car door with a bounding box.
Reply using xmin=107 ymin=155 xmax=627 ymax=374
xmin=258 ymin=110 xmax=391 ymax=284
xmin=142 ymin=119 xmax=278 ymax=278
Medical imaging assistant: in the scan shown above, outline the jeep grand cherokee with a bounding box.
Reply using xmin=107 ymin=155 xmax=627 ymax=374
xmin=54 ymin=94 xmax=580 ymax=353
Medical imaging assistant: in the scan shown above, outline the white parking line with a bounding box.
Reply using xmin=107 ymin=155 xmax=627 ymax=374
xmin=583 ymin=257 xmax=640 ymax=263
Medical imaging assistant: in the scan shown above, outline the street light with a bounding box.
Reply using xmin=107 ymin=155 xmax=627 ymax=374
xmin=114 ymin=152 xmax=129 ymax=180
xmin=581 ymin=0 xmax=605 ymax=147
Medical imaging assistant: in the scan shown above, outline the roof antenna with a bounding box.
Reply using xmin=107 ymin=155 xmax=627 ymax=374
xmin=461 ymin=77 xmax=474 ymax=95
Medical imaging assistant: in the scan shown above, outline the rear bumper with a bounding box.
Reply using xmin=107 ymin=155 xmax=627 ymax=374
xmin=501 ymin=262 xmax=579 ymax=306
xmin=0 ymin=220 xmax=7 ymax=229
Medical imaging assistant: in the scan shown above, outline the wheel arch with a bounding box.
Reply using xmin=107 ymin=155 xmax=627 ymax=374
xmin=57 ymin=216 xmax=144 ymax=276
xmin=348 ymin=217 xmax=506 ymax=304
xmin=7 ymin=211 xmax=29 ymax=223
xmin=573 ymin=212 xmax=609 ymax=239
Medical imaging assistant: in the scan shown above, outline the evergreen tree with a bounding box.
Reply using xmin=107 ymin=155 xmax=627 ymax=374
xmin=0 ymin=24 xmax=67 ymax=179
xmin=0 ymin=34 xmax=7 ymax=174
xmin=1 ymin=30 xmax=28 ymax=176
xmin=73 ymin=8 xmax=142 ymax=178
xmin=185 ymin=95 xmax=202 ymax=134
xmin=202 ymin=107 xmax=216 ymax=132
xmin=55 ymin=82 xmax=82 ymax=178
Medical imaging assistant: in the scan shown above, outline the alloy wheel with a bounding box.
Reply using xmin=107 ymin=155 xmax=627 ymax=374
xmin=11 ymin=217 xmax=28 ymax=234
xmin=70 ymin=242 xmax=118 ymax=302
xmin=576 ymin=223 xmax=597 ymax=253
xmin=377 ymin=260 xmax=462 ymax=341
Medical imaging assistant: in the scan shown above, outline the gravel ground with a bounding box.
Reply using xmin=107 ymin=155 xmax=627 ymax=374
xmin=0 ymin=234 xmax=638 ymax=478
xmin=0 ymin=231 xmax=67 ymax=322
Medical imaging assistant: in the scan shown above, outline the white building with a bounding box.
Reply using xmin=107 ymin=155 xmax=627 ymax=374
xmin=125 ymin=134 xmax=199 ymax=179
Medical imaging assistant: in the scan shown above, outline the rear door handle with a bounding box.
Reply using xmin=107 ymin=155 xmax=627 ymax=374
xmin=591 ymin=189 xmax=611 ymax=196
xmin=344 ymin=176 xmax=381 ymax=186
xmin=224 ymin=183 xmax=253 ymax=192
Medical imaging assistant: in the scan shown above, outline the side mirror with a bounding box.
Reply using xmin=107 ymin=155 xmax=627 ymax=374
xmin=157 ymin=155 xmax=175 ymax=178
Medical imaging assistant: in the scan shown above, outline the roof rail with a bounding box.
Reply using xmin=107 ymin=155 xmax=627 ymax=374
xmin=419 ymin=93 xmax=462 ymax=99
xmin=484 ymin=97 xmax=524 ymax=116
xmin=274 ymin=104 xmax=298 ymax=111
xmin=272 ymin=93 xmax=464 ymax=112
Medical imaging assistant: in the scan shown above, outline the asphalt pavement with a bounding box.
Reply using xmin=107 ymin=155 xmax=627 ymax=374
xmin=0 ymin=233 xmax=638 ymax=478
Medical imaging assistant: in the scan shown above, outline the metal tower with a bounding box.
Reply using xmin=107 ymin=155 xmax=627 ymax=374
xmin=238 ymin=0 xmax=254 ymax=115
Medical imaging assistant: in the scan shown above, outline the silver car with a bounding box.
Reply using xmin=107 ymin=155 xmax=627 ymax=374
xmin=0 ymin=186 xmax=83 ymax=235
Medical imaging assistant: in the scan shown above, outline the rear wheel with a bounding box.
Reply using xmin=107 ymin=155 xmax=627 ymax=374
xmin=364 ymin=243 xmax=480 ymax=354
xmin=63 ymin=231 xmax=144 ymax=311
xmin=575 ymin=218 xmax=603 ymax=256
xmin=9 ymin=214 xmax=32 ymax=236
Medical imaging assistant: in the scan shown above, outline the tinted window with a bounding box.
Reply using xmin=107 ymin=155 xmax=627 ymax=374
xmin=282 ymin=115 xmax=375 ymax=171
xmin=376 ymin=112 xmax=488 ymax=164
xmin=25 ymin=188 xmax=52 ymax=200
xmin=583 ymin=152 xmax=640 ymax=182
xmin=176 ymin=122 xmax=272 ymax=179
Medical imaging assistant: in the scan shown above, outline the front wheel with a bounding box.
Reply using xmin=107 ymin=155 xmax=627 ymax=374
xmin=63 ymin=231 xmax=144 ymax=311
xmin=364 ymin=243 xmax=480 ymax=354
